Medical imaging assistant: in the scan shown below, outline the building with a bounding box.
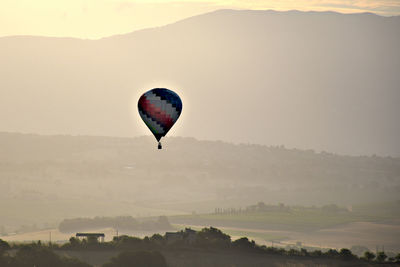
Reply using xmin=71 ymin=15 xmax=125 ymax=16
xmin=165 ymin=228 xmax=197 ymax=244
xmin=76 ymin=233 xmax=105 ymax=242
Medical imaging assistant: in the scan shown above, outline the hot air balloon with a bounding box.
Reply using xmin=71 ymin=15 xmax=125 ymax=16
xmin=138 ymin=88 xmax=182 ymax=149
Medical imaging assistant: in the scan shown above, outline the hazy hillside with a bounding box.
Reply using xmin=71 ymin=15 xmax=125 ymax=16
xmin=0 ymin=10 xmax=399 ymax=156
xmin=0 ymin=132 xmax=399 ymax=230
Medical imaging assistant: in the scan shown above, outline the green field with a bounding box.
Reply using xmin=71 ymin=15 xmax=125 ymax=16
xmin=169 ymin=201 xmax=400 ymax=231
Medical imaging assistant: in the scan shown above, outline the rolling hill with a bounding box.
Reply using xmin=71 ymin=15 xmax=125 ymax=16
xmin=0 ymin=132 xmax=399 ymax=230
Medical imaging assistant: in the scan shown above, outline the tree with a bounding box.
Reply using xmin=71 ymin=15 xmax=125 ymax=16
xmin=0 ymin=239 xmax=10 ymax=255
xmin=15 ymin=246 xmax=61 ymax=267
xmin=103 ymin=250 xmax=167 ymax=267
xmin=326 ymin=249 xmax=339 ymax=258
xmin=376 ymin=251 xmax=387 ymax=262
xmin=0 ymin=241 xmax=11 ymax=267
xmin=14 ymin=246 xmax=90 ymax=267
xmin=150 ymin=233 xmax=164 ymax=245
xmin=311 ymin=250 xmax=322 ymax=257
xmin=363 ymin=251 xmax=375 ymax=261
xmin=232 ymin=237 xmax=255 ymax=250
xmin=339 ymin=248 xmax=356 ymax=260
xmin=197 ymin=227 xmax=231 ymax=248
xmin=113 ymin=235 xmax=142 ymax=249
xmin=300 ymin=248 xmax=309 ymax=256
xmin=198 ymin=227 xmax=230 ymax=242
xmin=68 ymin=237 xmax=81 ymax=247
xmin=150 ymin=233 xmax=163 ymax=241
xmin=395 ymin=253 xmax=400 ymax=262
xmin=287 ymin=249 xmax=299 ymax=256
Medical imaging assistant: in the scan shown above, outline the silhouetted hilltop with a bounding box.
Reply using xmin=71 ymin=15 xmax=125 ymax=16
xmin=0 ymin=10 xmax=399 ymax=156
xmin=2 ymin=227 xmax=399 ymax=266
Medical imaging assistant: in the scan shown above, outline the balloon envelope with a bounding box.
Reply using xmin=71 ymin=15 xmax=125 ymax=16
xmin=138 ymin=88 xmax=182 ymax=141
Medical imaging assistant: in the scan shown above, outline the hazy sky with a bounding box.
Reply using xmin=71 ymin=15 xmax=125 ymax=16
xmin=1 ymin=0 xmax=400 ymax=39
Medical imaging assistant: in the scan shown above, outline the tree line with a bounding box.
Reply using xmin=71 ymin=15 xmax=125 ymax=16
xmin=2 ymin=227 xmax=400 ymax=266
xmin=214 ymin=202 xmax=348 ymax=215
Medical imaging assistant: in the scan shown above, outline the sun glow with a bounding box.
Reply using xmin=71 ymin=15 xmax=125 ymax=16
xmin=1 ymin=0 xmax=399 ymax=39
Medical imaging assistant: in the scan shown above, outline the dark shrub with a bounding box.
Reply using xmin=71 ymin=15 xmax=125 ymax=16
xmin=103 ymin=250 xmax=167 ymax=267
xmin=232 ymin=237 xmax=255 ymax=250
xmin=14 ymin=246 xmax=91 ymax=267
xmin=0 ymin=239 xmax=10 ymax=255
xmin=339 ymin=248 xmax=356 ymax=260
xmin=376 ymin=251 xmax=387 ymax=262
xmin=363 ymin=251 xmax=375 ymax=261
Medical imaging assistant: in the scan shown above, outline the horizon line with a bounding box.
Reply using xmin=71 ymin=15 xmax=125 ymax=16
xmin=0 ymin=8 xmax=396 ymax=41
xmin=0 ymin=131 xmax=398 ymax=159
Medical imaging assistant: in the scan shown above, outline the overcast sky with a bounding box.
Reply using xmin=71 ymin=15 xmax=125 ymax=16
xmin=1 ymin=0 xmax=400 ymax=39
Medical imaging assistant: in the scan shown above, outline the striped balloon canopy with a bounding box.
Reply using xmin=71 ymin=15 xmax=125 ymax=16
xmin=138 ymin=88 xmax=182 ymax=148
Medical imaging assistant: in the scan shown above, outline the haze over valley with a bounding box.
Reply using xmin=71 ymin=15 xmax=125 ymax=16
xmin=0 ymin=133 xmax=399 ymax=251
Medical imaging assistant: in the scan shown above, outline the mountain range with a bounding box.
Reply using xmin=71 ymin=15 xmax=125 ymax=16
xmin=0 ymin=10 xmax=399 ymax=156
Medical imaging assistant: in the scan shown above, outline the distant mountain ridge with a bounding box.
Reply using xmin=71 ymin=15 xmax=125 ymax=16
xmin=1 ymin=9 xmax=399 ymax=156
